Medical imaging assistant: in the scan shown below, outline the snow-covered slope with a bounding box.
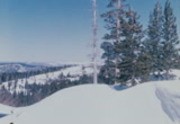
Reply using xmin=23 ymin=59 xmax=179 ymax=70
xmin=0 ymin=104 xmax=14 ymax=115
xmin=0 ymin=80 xmax=179 ymax=124
xmin=0 ymin=65 xmax=93 ymax=94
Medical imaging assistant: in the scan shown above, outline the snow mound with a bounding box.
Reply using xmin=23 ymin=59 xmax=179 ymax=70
xmin=171 ymin=69 xmax=180 ymax=80
xmin=0 ymin=104 xmax=14 ymax=115
xmin=0 ymin=80 xmax=180 ymax=124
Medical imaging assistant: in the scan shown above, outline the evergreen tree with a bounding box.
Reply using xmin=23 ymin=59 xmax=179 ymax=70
xmin=146 ymin=2 xmax=164 ymax=78
xmin=115 ymin=8 xmax=146 ymax=85
xmin=99 ymin=42 xmax=116 ymax=84
xmin=162 ymin=0 xmax=179 ymax=76
xmin=100 ymin=0 xmax=147 ymax=85
xmin=100 ymin=0 xmax=127 ymax=85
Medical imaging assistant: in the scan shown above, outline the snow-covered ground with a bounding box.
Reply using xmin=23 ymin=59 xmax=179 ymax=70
xmin=0 ymin=80 xmax=179 ymax=124
xmin=0 ymin=104 xmax=14 ymax=115
xmin=171 ymin=69 xmax=180 ymax=80
xmin=0 ymin=65 xmax=93 ymax=94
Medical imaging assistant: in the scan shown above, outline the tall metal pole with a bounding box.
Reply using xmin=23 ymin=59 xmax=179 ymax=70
xmin=115 ymin=0 xmax=121 ymax=84
xmin=92 ymin=0 xmax=98 ymax=84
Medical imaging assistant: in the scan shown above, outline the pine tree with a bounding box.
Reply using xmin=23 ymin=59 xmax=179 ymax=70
xmin=115 ymin=8 xmax=146 ymax=85
xmin=100 ymin=0 xmax=126 ymax=85
xmin=162 ymin=0 xmax=179 ymax=77
xmin=146 ymin=2 xmax=164 ymax=79
xmin=99 ymin=42 xmax=116 ymax=84
xmin=100 ymin=0 xmax=148 ymax=85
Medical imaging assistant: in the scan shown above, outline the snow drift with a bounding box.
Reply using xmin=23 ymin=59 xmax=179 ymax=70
xmin=0 ymin=80 xmax=180 ymax=124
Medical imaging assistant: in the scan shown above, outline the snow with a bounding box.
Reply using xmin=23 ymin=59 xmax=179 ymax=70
xmin=0 ymin=63 xmax=26 ymax=73
xmin=0 ymin=62 xmax=50 ymax=73
xmin=155 ymin=86 xmax=180 ymax=123
xmin=171 ymin=69 xmax=180 ymax=80
xmin=0 ymin=65 xmax=93 ymax=94
xmin=0 ymin=80 xmax=179 ymax=124
xmin=0 ymin=104 xmax=14 ymax=115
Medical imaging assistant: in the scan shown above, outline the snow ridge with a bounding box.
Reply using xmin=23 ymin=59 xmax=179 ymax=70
xmin=0 ymin=81 xmax=180 ymax=124
xmin=155 ymin=87 xmax=180 ymax=123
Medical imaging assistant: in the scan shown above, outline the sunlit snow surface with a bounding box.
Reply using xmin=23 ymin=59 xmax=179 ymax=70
xmin=0 ymin=80 xmax=179 ymax=124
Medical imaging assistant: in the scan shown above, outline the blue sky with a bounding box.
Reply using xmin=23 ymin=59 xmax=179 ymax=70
xmin=0 ymin=0 xmax=179 ymax=63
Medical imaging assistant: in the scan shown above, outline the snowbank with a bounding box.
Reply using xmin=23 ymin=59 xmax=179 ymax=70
xmin=0 ymin=80 xmax=180 ymax=124
xmin=171 ymin=69 xmax=180 ymax=80
xmin=0 ymin=104 xmax=14 ymax=115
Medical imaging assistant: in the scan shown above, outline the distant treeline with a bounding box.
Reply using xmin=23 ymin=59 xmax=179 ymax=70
xmin=0 ymin=72 xmax=92 ymax=107
xmin=0 ymin=65 xmax=72 ymax=83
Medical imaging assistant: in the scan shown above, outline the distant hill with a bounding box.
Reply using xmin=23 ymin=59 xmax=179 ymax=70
xmin=0 ymin=62 xmax=65 ymax=73
xmin=0 ymin=63 xmax=93 ymax=107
